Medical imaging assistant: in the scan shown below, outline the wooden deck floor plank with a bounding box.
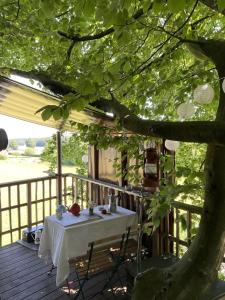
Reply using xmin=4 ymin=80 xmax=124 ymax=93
xmin=0 ymin=243 xmax=21 ymax=253
xmin=0 ymin=243 xmax=131 ymax=300
xmin=21 ymin=281 xmax=69 ymax=300
xmin=0 ymin=257 xmax=51 ymax=282
xmin=0 ymin=254 xmax=44 ymax=279
xmin=0 ymin=244 xmax=25 ymax=256
xmin=2 ymin=276 xmax=52 ymax=299
xmin=0 ymin=262 xmax=49 ymax=288
xmin=0 ymin=251 xmax=36 ymax=268
xmin=0 ymin=256 xmax=48 ymax=280
xmin=40 ymin=287 xmax=71 ymax=300
xmin=0 ymin=266 xmax=56 ymax=298
xmin=0 ymin=246 xmax=34 ymax=260
xmin=0 ymin=245 xmax=25 ymax=260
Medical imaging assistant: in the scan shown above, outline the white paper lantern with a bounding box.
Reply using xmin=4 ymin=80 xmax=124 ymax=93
xmin=222 ymin=79 xmax=225 ymax=93
xmin=82 ymin=154 xmax=88 ymax=164
xmin=165 ymin=140 xmax=180 ymax=152
xmin=177 ymin=102 xmax=195 ymax=119
xmin=193 ymin=83 xmax=214 ymax=104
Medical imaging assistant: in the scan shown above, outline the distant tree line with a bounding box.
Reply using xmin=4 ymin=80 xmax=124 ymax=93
xmin=41 ymin=133 xmax=88 ymax=175
xmin=8 ymin=137 xmax=48 ymax=150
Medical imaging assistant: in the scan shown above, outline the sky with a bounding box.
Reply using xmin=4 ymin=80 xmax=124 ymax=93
xmin=0 ymin=75 xmax=57 ymax=139
xmin=0 ymin=114 xmax=56 ymax=139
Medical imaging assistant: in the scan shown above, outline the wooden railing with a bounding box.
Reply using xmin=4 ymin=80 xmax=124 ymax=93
xmin=0 ymin=174 xmax=74 ymax=246
xmin=71 ymin=174 xmax=203 ymax=257
xmin=0 ymin=173 xmax=203 ymax=257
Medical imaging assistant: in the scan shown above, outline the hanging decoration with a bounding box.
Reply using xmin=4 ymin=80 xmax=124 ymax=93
xmin=222 ymin=78 xmax=225 ymax=93
xmin=165 ymin=140 xmax=180 ymax=152
xmin=82 ymin=154 xmax=88 ymax=164
xmin=177 ymin=101 xmax=195 ymax=119
xmin=193 ymin=83 xmax=214 ymax=104
xmin=0 ymin=128 xmax=8 ymax=151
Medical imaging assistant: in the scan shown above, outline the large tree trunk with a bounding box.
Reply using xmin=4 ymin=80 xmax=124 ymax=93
xmin=133 ymin=43 xmax=225 ymax=300
xmin=133 ymin=145 xmax=225 ymax=299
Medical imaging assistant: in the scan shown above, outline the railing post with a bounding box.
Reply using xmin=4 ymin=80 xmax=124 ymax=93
xmin=0 ymin=190 xmax=2 ymax=246
xmin=56 ymin=131 xmax=62 ymax=205
xmin=187 ymin=211 xmax=192 ymax=247
xmin=27 ymin=182 xmax=32 ymax=230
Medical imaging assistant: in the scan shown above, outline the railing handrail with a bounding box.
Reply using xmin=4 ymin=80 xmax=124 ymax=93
xmin=71 ymin=173 xmax=203 ymax=214
xmin=171 ymin=200 xmax=203 ymax=215
xmin=0 ymin=172 xmax=203 ymax=215
xmin=0 ymin=173 xmax=71 ymax=188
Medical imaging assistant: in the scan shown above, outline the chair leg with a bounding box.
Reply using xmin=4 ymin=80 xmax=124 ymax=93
xmin=47 ymin=264 xmax=55 ymax=275
xmin=74 ymin=273 xmax=86 ymax=300
xmin=101 ymin=263 xmax=120 ymax=294
xmin=66 ymin=279 xmax=71 ymax=295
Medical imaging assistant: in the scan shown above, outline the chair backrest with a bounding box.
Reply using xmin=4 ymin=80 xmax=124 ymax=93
xmin=83 ymin=232 xmax=126 ymax=277
xmin=71 ymin=228 xmax=137 ymax=279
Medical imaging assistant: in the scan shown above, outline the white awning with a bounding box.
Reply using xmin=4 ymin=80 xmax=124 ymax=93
xmin=0 ymin=76 xmax=111 ymax=131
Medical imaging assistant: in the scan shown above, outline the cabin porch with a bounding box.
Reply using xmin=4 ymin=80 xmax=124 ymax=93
xmin=0 ymin=242 xmax=131 ymax=300
xmin=0 ymin=173 xmax=206 ymax=300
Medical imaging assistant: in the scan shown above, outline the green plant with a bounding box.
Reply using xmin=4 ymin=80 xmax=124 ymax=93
xmin=24 ymin=147 xmax=35 ymax=156
xmin=0 ymin=153 xmax=7 ymax=160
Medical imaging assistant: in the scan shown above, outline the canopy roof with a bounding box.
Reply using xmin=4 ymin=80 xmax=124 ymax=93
xmin=0 ymin=76 xmax=112 ymax=131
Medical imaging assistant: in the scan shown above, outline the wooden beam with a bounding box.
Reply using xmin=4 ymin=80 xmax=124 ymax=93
xmin=56 ymin=131 xmax=62 ymax=205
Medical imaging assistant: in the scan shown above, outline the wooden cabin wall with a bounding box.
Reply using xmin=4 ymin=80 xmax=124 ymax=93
xmin=98 ymin=147 xmax=120 ymax=184
xmin=88 ymin=142 xmax=175 ymax=257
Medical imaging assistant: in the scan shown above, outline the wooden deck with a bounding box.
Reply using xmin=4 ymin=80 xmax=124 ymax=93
xmin=0 ymin=243 xmax=131 ymax=300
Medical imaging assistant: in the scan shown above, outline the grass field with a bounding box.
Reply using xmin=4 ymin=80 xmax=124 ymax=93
xmin=0 ymin=156 xmax=76 ymax=246
xmin=0 ymin=156 xmax=75 ymax=183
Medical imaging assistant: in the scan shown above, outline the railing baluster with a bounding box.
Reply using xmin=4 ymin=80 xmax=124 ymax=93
xmin=27 ymin=182 xmax=32 ymax=230
xmin=64 ymin=176 xmax=67 ymax=204
xmin=187 ymin=211 xmax=192 ymax=247
xmin=0 ymin=173 xmax=203 ymax=252
xmin=49 ymin=178 xmax=52 ymax=214
xmin=8 ymin=186 xmax=12 ymax=243
xmin=176 ymin=208 xmax=180 ymax=257
xmin=71 ymin=176 xmax=75 ymax=203
xmin=80 ymin=180 xmax=84 ymax=209
xmin=86 ymin=181 xmax=89 ymax=204
xmin=75 ymin=177 xmax=78 ymax=203
xmin=17 ymin=184 xmax=21 ymax=240
xmin=42 ymin=180 xmax=45 ymax=222
xmin=0 ymin=189 xmax=2 ymax=246
xmin=35 ymin=182 xmax=38 ymax=224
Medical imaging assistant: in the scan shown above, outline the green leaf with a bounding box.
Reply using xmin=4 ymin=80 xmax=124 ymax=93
xmin=41 ymin=108 xmax=53 ymax=121
xmin=153 ymin=0 xmax=164 ymax=12
xmin=52 ymin=108 xmax=62 ymax=121
xmin=36 ymin=105 xmax=56 ymax=114
xmin=62 ymin=108 xmax=69 ymax=119
xmin=217 ymin=0 xmax=225 ymax=10
xmin=167 ymin=0 xmax=186 ymax=12
xmin=71 ymin=98 xmax=88 ymax=111
xmin=40 ymin=0 xmax=55 ymax=17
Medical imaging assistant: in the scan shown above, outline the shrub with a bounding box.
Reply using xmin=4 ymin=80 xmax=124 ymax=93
xmin=0 ymin=153 xmax=7 ymax=160
xmin=24 ymin=147 xmax=35 ymax=156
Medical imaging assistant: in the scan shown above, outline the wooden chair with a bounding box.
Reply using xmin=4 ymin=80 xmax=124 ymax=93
xmin=67 ymin=233 xmax=126 ymax=299
xmin=100 ymin=225 xmax=147 ymax=294
xmin=110 ymin=225 xmax=146 ymax=262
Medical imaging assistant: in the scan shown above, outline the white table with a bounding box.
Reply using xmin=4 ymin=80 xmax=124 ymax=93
xmin=38 ymin=206 xmax=137 ymax=286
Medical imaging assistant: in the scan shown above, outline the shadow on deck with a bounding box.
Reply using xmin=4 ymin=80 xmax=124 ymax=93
xmin=0 ymin=243 xmax=131 ymax=300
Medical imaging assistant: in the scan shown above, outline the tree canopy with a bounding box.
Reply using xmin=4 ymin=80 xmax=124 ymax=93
xmin=2 ymin=1 xmax=225 ymax=299
xmin=0 ymin=0 xmax=224 ymax=138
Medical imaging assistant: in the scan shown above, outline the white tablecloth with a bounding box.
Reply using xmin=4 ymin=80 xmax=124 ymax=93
xmin=38 ymin=206 xmax=137 ymax=286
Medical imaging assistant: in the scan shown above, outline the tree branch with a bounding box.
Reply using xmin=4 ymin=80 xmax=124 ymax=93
xmin=57 ymin=8 xmax=149 ymax=59
xmin=94 ymin=96 xmax=225 ymax=146
xmin=131 ymin=0 xmax=199 ymax=75
xmin=5 ymin=67 xmax=225 ymax=146
xmin=200 ymin=0 xmax=225 ymax=16
xmin=58 ymin=27 xmax=115 ymax=42
xmin=5 ymin=68 xmax=76 ymax=95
